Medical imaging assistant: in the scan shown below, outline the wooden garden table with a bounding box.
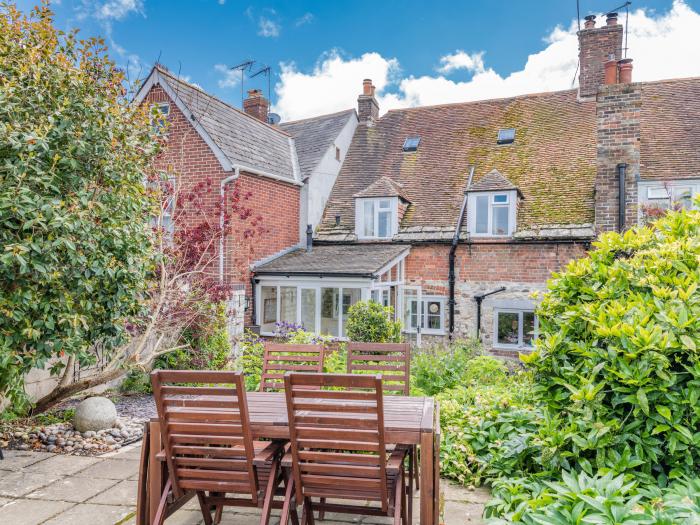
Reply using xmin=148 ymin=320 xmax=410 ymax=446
xmin=136 ymin=392 xmax=440 ymax=525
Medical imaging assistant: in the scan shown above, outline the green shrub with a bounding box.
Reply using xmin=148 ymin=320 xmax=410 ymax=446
xmin=238 ymin=330 xmax=265 ymax=391
xmin=461 ymin=355 xmax=509 ymax=386
xmin=524 ymin=204 xmax=700 ymax=483
xmin=345 ymin=301 xmax=402 ymax=343
xmin=411 ymin=339 xmax=481 ymax=395
xmin=120 ymin=369 xmax=152 ymax=394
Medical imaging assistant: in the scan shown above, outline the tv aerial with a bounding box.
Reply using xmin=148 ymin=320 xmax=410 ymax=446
xmin=230 ymin=60 xmax=255 ymax=104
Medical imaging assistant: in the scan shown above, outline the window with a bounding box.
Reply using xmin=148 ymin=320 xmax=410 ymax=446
xmin=356 ymin=198 xmax=397 ymax=239
xmin=261 ymin=286 xmax=277 ymax=333
xmin=494 ymin=309 xmax=537 ymax=349
xmin=469 ymin=191 xmax=515 ymax=236
xmin=161 ymin=176 xmax=176 ymax=236
xmin=402 ymin=137 xmax=421 ymax=152
xmin=639 ymin=180 xmax=700 ymax=222
xmin=335 ymin=146 xmax=341 ymax=161
xmin=497 ymin=128 xmax=516 ymax=144
xmin=150 ymin=103 xmax=170 ymax=135
xmin=404 ymin=296 xmax=445 ymax=335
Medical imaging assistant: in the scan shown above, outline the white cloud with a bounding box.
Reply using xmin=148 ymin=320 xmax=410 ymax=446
xmin=272 ymin=1 xmax=700 ymax=120
xmin=258 ymin=16 xmax=280 ymax=37
xmin=214 ymin=64 xmax=240 ymax=89
xmin=296 ymin=13 xmax=314 ymax=27
xmin=77 ymin=0 xmax=144 ymax=21
xmin=218 ymin=0 xmax=226 ymax=4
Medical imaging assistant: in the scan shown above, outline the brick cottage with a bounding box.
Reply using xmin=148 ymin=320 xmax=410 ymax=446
xmin=251 ymin=12 xmax=700 ymax=355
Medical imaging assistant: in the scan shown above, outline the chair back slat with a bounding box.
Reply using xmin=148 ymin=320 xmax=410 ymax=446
xmin=284 ymin=373 xmax=390 ymax=512
xmin=260 ymin=343 xmax=324 ymax=392
xmin=347 ymin=343 xmax=410 ymax=395
xmin=151 ymin=370 xmax=258 ymax=501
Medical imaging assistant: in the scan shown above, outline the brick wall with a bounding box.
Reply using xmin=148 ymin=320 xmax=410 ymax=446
xmin=578 ymin=23 xmax=623 ymax=98
xmin=143 ymin=85 xmax=301 ymax=325
xmin=404 ymin=241 xmax=588 ymax=355
xmin=595 ymin=82 xmax=641 ymax=233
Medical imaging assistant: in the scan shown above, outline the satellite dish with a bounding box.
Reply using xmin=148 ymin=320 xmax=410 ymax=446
xmin=267 ymin=112 xmax=281 ymax=125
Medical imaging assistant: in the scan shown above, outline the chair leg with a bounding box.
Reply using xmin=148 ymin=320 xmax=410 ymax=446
xmin=197 ymin=491 xmax=214 ymax=525
xmin=401 ymin=470 xmax=409 ymax=525
xmin=214 ymin=504 xmax=223 ymax=524
xmin=280 ymin=472 xmax=294 ymax=525
xmin=413 ymin=445 xmax=419 ymax=491
xmin=153 ymin=478 xmax=171 ymax=525
xmin=318 ymin=497 xmax=326 ymax=520
xmin=393 ymin=470 xmax=403 ymax=525
xmin=303 ymin=497 xmax=315 ymax=525
xmin=260 ymin=458 xmax=280 ymax=525
xmin=407 ymin=448 xmax=414 ymax=522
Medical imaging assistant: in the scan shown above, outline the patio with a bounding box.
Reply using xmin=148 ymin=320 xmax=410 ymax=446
xmin=0 ymin=447 xmax=489 ymax=525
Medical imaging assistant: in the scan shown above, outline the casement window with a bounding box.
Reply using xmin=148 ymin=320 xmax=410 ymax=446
xmin=494 ymin=309 xmax=537 ymax=349
xmin=638 ymin=180 xmax=700 ymax=221
xmin=404 ymin=296 xmax=446 ymax=335
xmin=355 ymin=197 xmax=398 ymax=239
xmin=150 ymin=103 xmax=170 ymax=135
xmin=161 ymin=176 xmax=176 ymax=236
xmin=468 ymin=191 xmax=516 ymax=237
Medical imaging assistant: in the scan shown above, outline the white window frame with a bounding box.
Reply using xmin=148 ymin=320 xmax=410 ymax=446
xmin=638 ymin=179 xmax=700 ymax=222
xmin=468 ymin=190 xmax=517 ymax=237
xmin=355 ymin=197 xmax=399 ymax=239
xmin=150 ymin=102 xmax=170 ymax=135
xmin=403 ymin=295 xmax=446 ymax=336
xmin=493 ymin=308 xmax=538 ymax=350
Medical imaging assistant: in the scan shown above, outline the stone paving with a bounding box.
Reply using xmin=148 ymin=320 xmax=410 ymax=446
xmin=0 ymin=446 xmax=489 ymax=524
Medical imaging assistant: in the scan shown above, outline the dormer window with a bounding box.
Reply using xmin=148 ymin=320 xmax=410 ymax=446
xmin=468 ymin=191 xmax=516 ymax=237
xmin=355 ymin=197 xmax=398 ymax=239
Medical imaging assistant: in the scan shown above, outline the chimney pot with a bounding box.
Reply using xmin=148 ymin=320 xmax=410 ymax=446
xmin=618 ymin=58 xmax=633 ymax=84
xmin=306 ymin=224 xmax=313 ymax=253
xmin=604 ymin=59 xmax=618 ymax=85
xmin=606 ymin=12 xmax=618 ymax=26
xmin=362 ymin=79 xmax=373 ymax=96
xmin=584 ymin=14 xmax=596 ymax=29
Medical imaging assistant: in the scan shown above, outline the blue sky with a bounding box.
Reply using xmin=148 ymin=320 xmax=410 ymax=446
xmin=16 ymin=0 xmax=700 ymax=119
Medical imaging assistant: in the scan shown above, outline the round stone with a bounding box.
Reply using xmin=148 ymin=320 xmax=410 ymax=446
xmin=73 ymin=397 xmax=118 ymax=433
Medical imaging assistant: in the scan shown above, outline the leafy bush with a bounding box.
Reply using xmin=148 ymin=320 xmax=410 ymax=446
xmin=523 ymin=204 xmax=700 ymax=483
xmin=345 ymin=301 xmax=402 ymax=343
xmin=411 ymin=339 xmax=481 ymax=395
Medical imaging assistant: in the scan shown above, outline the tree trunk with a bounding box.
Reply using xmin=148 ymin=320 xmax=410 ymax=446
xmin=32 ymin=367 xmax=125 ymax=415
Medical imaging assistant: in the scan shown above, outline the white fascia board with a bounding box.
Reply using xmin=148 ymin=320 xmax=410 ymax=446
xmin=374 ymin=247 xmax=411 ymax=277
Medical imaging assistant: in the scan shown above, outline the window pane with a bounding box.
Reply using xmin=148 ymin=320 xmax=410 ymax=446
xmin=493 ymin=194 xmax=508 ymax=204
xmin=341 ymin=288 xmax=362 ymax=337
xmin=409 ymin=300 xmax=419 ymax=330
xmin=379 ymin=199 xmax=391 ymax=209
xmin=492 ymin=206 xmax=509 ymax=235
xmin=279 ymin=287 xmax=297 ymax=325
xmin=300 ymin=289 xmax=316 ymax=332
xmin=320 ymin=288 xmax=339 ymax=337
xmin=475 ymin=195 xmax=488 ymax=233
xmin=674 ymin=187 xmax=693 ymax=209
xmin=426 ymin=300 xmax=442 ymax=330
xmin=497 ymin=312 xmax=519 ymax=346
xmin=523 ymin=311 xmax=536 ymax=347
xmin=363 ymin=200 xmax=375 ymax=237
xmin=377 ymin=210 xmax=391 ymax=238
xmin=261 ymin=286 xmax=277 ymax=333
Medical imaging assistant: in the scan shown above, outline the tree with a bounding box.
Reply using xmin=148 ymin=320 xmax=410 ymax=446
xmin=0 ymin=3 xmax=157 ymax=412
xmin=523 ymin=200 xmax=700 ymax=483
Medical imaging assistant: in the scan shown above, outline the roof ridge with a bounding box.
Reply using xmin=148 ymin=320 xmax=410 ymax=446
xmin=280 ymin=108 xmax=356 ymax=126
xmin=154 ymin=64 xmax=291 ymax=138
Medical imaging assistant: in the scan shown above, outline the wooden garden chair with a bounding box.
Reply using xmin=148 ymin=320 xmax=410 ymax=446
xmin=347 ymin=342 xmax=418 ymax=498
xmin=150 ymin=370 xmax=299 ymax=525
xmin=260 ymin=343 xmax=324 ymax=392
xmin=283 ymin=372 xmax=410 ymax=525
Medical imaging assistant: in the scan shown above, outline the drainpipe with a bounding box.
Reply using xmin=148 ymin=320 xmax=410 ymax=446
xmin=474 ymin=286 xmax=506 ymax=340
xmin=448 ymin=165 xmax=475 ymax=339
xmin=618 ymin=163 xmax=627 ymax=232
xmin=219 ymin=167 xmax=241 ymax=282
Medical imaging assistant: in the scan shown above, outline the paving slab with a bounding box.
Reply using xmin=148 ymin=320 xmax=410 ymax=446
xmin=74 ymin=457 xmax=139 ymax=480
xmin=26 ymin=475 xmax=119 ymax=503
xmin=42 ymin=503 xmax=134 ymax=525
xmin=0 ymin=450 xmax=54 ymax=471
xmin=0 ymin=497 xmax=74 ymax=525
xmin=0 ymin=470 xmax=59 ymax=497
xmin=88 ymin=479 xmax=138 ymax=505
xmin=441 ymin=482 xmax=491 ymax=504
xmin=24 ymin=453 xmax=100 ymax=476
xmin=444 ymin=500 xmax=485 ymax=524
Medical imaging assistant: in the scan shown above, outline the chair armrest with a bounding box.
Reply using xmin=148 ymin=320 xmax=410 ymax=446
xmin=386 ymin=447 xmax=408 ymax=475
xmin=253 ymin=440 xmax=286 ymax=467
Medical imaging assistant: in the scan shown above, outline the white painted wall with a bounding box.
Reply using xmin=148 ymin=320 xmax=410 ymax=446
xmin=307 ymin=114 xmax=358 ymax=230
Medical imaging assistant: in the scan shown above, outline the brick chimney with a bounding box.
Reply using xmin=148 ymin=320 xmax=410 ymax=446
xmin=578 ymin=13 xmax=623 ymax=98
xmin=243 ymin=89 xmax=269 ymax=122
xmin=358 ymin=79 xmax=379 ymax=125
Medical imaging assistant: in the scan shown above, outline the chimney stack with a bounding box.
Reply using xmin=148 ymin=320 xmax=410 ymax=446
xmin=358 ymin=79 xmax=379 ymax=125
xmin=577 ymin=12 xmax=623 ymax=98
xmin=243 ymin=89 xmax=269 ymax=122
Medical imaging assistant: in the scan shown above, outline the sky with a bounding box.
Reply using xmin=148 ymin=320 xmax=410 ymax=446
xmin=14 ymin=0 xmax=700 ymax=120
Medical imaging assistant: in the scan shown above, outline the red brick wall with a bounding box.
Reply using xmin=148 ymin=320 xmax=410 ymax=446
xmin=578 ymin=22 xmax=623 ymax=98
xmin=143 ymin=84 xmax=300 ymax=323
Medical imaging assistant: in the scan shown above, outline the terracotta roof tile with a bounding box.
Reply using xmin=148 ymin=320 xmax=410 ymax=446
xmin=353 ymin=176 xmax=411 ymax=201
xmin=469 ymin=169 xmax=519 ymax=193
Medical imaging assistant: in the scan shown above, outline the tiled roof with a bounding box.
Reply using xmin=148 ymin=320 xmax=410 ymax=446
xmin=640 ymin=77 xmax=700 ymax=181
xmin=254 ymin=244 xmax=409 ymax=276
xmin=280 ymin=109 xmax=356 ymax=179
xmin=353 ymin=176 xmax=411 ymax=201
xmin=318 ymin=89 xmax=597 ymax=238
xmin=154 ymin=66 xmax=298 ymax=182
xmin=469 ymin=169 xmax=520 ymax=193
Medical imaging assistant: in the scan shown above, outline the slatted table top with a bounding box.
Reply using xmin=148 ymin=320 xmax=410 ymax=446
xmin=242 ymin=392 xmax=436 ymax=441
